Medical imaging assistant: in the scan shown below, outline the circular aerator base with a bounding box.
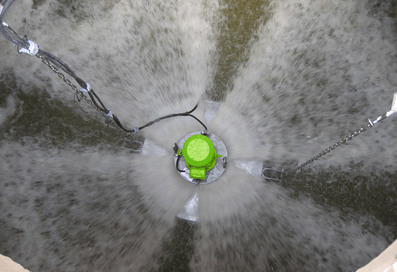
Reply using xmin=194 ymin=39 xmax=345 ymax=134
xmin=174 ymin=131 xmax=228 ymax=185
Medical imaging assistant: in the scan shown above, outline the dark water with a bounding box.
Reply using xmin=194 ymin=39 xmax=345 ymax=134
xmin=0 ymin=0 xmax=396 ymax=271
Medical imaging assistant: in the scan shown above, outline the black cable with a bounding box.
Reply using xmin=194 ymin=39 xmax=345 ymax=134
xmin=176 ymin=155 xmax=185 ymax=172
xmin=138 ymin=104 xmax=207 ymax=131
xmin=186 ymin=114 xmax=207 ymax=131
xmin=187 ymin=103 xmax=198 ymax=114
xmin=38 ymin=50 xmax=88 ymax=89
xmin=111 ymin=114 xmax=136 ymax=133
xmin=0 ymin=3 xmax=30 ymax=50
xmin=110 ymin=103 xmax=207 ymax=133
xmin=90 ymin=89 xmax=109 ymax=113
xmin=0 ymin=0 xmax=207 ymax=134
xmin=87 ymin=91 xmax=108 ymax=114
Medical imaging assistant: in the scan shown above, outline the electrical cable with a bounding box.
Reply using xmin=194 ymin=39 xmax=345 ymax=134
xmin=0 ymin=0 xmax=30 ymax=49
xmin=138 ymin=105 xmax=207 ymax=131
xmin=0 ymin=0 xmax=208 ymax=135
xmin=176 ymin=155 xmax=185 ymax=172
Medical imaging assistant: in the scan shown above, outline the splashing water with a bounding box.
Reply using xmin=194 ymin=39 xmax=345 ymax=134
xmin=0 ymin=0 xmax=396 ymax=271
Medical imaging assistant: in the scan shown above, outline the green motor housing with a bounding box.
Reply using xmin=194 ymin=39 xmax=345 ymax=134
xmin=180 ymin=134 xmax=222 ymax=180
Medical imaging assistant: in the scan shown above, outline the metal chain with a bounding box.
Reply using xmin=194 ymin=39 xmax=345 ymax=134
xmin=37 ymin=54 xmax=106 ymax=122
xmin=283 ymin=123 xmax=372 ymax=177
xmin=36 ymin=53 xmax=205 ymax=136
xmin=36 ymin=54 xmax=141 ymax=140
xmin=263 ymin=100 xmax=395 ymax=181
xmin=0 ymin=6 xmax=141 ymax=142
xmin=75 ymin=92 xmax=138 ymax=138
xmin=36 ymin=54 xmax=79 ymax=93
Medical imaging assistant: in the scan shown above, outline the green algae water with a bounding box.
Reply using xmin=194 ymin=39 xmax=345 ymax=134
xmin=0 ymin=0 xmax=396 ymax=271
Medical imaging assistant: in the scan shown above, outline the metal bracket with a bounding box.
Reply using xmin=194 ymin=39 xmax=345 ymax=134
xmin=262 ymin=167 xmax=284 ymax=182
xmin=223 ymin=157 xmax=228 ymax=169
xmin=173 ymin=143 xmax=179 ymax=155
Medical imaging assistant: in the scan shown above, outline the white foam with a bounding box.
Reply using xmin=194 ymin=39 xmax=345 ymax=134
xmin=223 ymin=0 xmax=397 ymax=169
xmin=0 ymin=0 xmax=395 ymax=271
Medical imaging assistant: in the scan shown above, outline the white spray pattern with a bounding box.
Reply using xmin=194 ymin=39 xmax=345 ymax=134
xmin=190 ymin=1 xmax=395 ymax=268
xmin=0 ymin=140 xmax=174 ymax=271
xmin=222 ymin=0 xmax=397 ymax=170
xmin=136 ymin=1 xmax=393 ymax=270
xmin=0 ymin=0 xmax=219 ymax=269
xmin=0 ymin=0 xmax=219 ymax=128
xmin=0 ymin=0 xmax=395 ymax=270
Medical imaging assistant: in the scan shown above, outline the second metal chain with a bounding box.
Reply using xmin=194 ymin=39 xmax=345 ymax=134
xmin=283 ymin=122 xmax=372 ymax=177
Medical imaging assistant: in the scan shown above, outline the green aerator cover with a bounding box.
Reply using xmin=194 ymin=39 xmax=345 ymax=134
xmin=181 ymin=134 xmax=222 ymax=180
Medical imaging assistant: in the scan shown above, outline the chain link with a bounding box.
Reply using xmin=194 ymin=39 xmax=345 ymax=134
xmin=37 ymin=54 xmax=103 ymax=118
xmin=36 ymin=54 xmax=136 ymax=139
xmin=35 ymin=54 xmax=394 ymax=165
xmin=75 ymin=90 xmax=135 ymax=137
xmin=37 ymin=54 xmax=79 ymax=92
xmin=284 ymin=123 xmax=372 ymax=176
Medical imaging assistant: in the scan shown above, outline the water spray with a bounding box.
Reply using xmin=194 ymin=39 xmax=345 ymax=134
xmin=262 ymin=93 xmax=397 ymax=182
xmin=1 ymin=0 xmax=396 ymax=225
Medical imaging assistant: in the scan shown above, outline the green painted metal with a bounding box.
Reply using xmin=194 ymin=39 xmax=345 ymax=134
xmin=181 ymin=134 xmax=222 ymax=179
